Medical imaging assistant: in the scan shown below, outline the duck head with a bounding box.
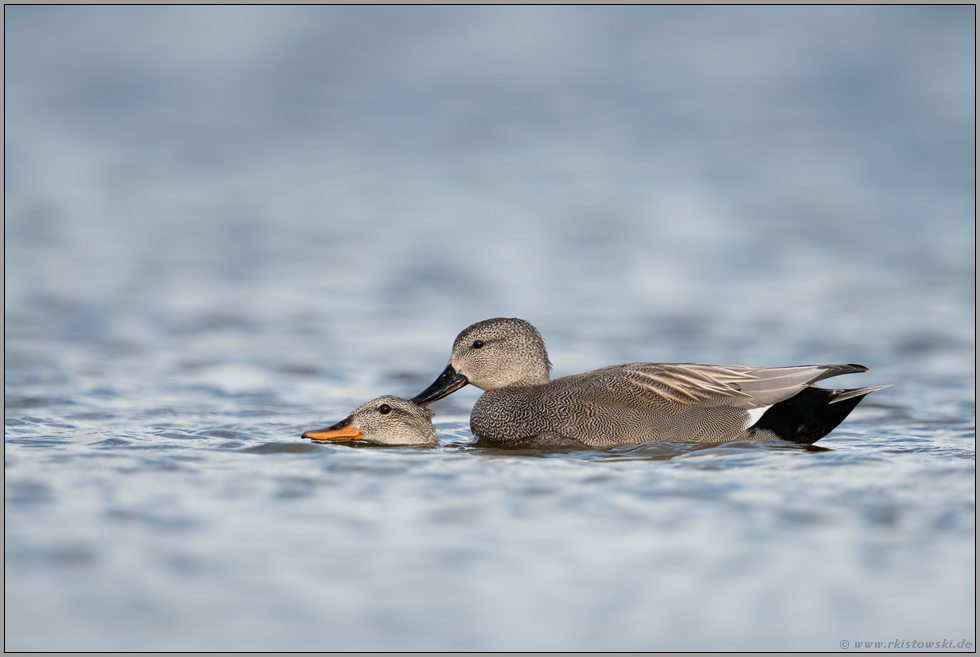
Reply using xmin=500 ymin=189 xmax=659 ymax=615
xmin=302 ymin=395 xmax=439 ymax=446
xmin=411 ymin=317 xmax=552 ymax=404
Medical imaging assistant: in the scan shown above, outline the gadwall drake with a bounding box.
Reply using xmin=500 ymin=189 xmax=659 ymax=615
xmin=411 ymin=318 xmax=888 ymax=448
xmin=303 ymin=396 xmax=439 ymax=446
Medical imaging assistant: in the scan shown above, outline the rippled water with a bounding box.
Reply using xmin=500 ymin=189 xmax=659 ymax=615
xmin=5 ymin=6 xmax=976 ymax=651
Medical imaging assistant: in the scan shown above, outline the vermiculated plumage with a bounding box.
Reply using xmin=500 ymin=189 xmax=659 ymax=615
xmin=412 ymin=318 xmax=888 ymax=448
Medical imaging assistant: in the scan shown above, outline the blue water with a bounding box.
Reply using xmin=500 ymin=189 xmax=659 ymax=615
xmin=5 ymin=6 xmax=975 ymax=651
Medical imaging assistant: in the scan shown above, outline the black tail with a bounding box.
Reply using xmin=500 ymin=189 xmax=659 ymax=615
xmin=752 ymin=385 xmax=886 ymax=444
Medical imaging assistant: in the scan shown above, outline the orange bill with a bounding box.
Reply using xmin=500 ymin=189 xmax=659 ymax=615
xmin=302 ymin=417 xmax=362 ymax=441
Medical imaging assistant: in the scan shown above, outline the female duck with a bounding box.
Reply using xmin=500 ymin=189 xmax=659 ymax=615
xmin=303 ymin=396 xmax=439 ymax=446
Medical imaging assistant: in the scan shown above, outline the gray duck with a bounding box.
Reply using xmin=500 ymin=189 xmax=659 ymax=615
xmin=411 ymin=317 xmax=888 ymax=448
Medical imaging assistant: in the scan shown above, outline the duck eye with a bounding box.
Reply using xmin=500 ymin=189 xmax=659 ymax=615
xmin=472 ymin=340 xmax=484 ymax=349
xmin=378 ymin=404 xmax=392 ymax=415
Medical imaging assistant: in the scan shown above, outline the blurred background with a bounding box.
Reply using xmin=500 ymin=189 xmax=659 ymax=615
xmin=5 ymin=6 xmax=975 ymax=651
xmin=6 ymin=6 xmax=974 ymax=384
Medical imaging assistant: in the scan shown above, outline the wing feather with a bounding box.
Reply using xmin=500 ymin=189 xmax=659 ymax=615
xmin=561 ymin=363 xmax=863 ymax=413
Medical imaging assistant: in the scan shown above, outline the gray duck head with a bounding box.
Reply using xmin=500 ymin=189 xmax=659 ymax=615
xmin=411 ymin=318 xmax=552 ymax=404
xmin=302 ymin=396 xmax=439 ymax=446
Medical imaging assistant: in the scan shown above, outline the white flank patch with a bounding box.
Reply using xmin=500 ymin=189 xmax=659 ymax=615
xmin=745 ymin=405 xmax=772 ymax=429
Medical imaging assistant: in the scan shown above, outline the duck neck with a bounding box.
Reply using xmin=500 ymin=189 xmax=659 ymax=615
xmin=507 ymin=362 xmax=551 ymax=388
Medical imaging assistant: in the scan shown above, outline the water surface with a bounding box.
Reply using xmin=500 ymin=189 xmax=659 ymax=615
xmin=5 ymin=6 xmax=975 ymax=651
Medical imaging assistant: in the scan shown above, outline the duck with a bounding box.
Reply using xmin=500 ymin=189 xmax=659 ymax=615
xmin=302 ymin=396 xmax=439 ymax=446
xmin=410 ymin=317 xmax=888 ymax=448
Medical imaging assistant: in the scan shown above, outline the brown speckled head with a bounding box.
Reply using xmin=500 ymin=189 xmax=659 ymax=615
xmin=303 ymin=396 xmax=439 ymax=446
xmin=448 ymin=318 xmax=553 ymax=391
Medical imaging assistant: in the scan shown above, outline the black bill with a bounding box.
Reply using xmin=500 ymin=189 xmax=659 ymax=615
xmin=410 ymin=364 xmax=469 ymax=405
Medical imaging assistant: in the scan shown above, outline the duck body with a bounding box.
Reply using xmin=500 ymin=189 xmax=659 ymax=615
xmin=469 ymin=363 xmax=877 ymax=447
xmin=411 ymin=318 xmax=888 ymax=448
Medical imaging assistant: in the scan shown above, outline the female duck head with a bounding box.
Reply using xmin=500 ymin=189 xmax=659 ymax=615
xmin=303 ymin=396 xmax=439 ymax=446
